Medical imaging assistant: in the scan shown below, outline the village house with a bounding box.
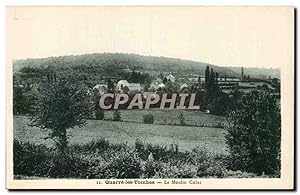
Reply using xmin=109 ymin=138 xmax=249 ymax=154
xmin=166 ymin=74 xmax=176 ymax=82
xmin=180 ymin=83 xmax=189 ymax=90
xmin=116 ymin=80 xmax=143 ymax=93
xmin=116 ymin=80 xmax=129 ymax=91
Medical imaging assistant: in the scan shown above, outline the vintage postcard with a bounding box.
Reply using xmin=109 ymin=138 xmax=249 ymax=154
xmin=6 ymin=6 xmax=294 ymax=190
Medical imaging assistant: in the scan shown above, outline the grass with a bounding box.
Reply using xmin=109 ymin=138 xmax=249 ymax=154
xmin=14 ymin=114 xmax=227 ymax=154
xmin=104 ymin=109 xmax=227 ymax=126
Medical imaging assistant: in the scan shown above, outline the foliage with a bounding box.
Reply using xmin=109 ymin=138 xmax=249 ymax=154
xmin=179 ymin=113 xmax=185 ymax=126
xmin=143 ymin=114 xmax=154 ymax=124
xmin=203 ymin=66 xmax=231 ymax=115
xmin=13 ymin=85 xmax=37 ymax=115
xmin=121 ymin=70 xmax=152 ymax=84
xmin=225 ymin=90 xmax=281 ymax=175
xmin=161 ymin=81 xmax=180 ymax=93
xmin=13 ymin=140 xmax=52 ymax=177
xmin=13 ymin=53 xmax=246 ymax=80
xmin=30 ymin=75 xmax=93 ymax=153
xmin=95 ymin=108 xmax=105 ymax=120
xmin=14 ymin=138 xmax=264 ymax=179
xmin=112 ymin=110 xmax=122 ymax=121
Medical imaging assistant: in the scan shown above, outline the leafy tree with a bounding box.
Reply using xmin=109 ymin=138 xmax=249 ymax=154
xmin=113 ymin=110 xmax=121 ymax=121
xmin=228 ymin=88 xmax=244 ymax=111
xmin=204 ymin=66 xmax=210 ymax=91
xmin=225 ymin=90 xmax=281 ymax=175
xmin=203 ymin=65 xmax=223 ymax=114
xmin=179 ymin=113 xmax=185 ymax=126
xmin=197 ymin=76 xmax=202 ymax=88
xmin=95 ymin=107 xmax=105 ymax=120
xmin=162 ymin=81 xmax=180 ymax=94
xmin=207 ymin=93 xmax=230 ymax=116
xmin=143 ymin=114 xmax=154 ymax=124
xmin=107 ymin=79 xmax=114 ymax=93
xmin=30 ymin=76 xmax=93 ymax=154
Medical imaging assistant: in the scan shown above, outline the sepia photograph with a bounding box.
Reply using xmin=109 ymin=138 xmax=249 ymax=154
xmin=6 ymin=6 xmax=294 ymax=190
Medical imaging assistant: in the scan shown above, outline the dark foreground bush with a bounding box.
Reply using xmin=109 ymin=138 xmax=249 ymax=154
xmin=143 ymin=114 xmax=154 ymax=124
xmin=13 ymin=140 xmax=52 ymax=177
xmin=225 ymin=90 xmax=281 ymax=176
xmin=13 ymin=139 xmax=88 ymax=178
xmin=14 ymin=138 xmax=266 ymax=179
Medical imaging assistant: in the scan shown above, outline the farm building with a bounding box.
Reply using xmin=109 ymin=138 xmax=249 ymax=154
xmin=116 ymin=80 xmax=130 ymax=90
xmin=166 ymin=74 xmax=176 ymax=82
xmin=180 ymin=83 xmax=189 ymax=90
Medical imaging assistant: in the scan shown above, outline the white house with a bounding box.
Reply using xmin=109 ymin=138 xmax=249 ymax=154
xmin=127 ymin=83 xmax=142 ymax=92
xmin=166 ymin=74 xmax=175 ymax=82
xmin=180 ymin=83 xmax=189 ymax=90
xmin=157 ymin=83 xmax=165 ymax=89
xmin=116 ymin=80 xmax=130 ymax=91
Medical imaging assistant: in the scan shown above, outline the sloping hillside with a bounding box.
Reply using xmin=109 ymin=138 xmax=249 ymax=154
xmin=13 ymin=53 xmax=279 ymax=78
xmin=13 ymin=53 xmax=237 ymax=77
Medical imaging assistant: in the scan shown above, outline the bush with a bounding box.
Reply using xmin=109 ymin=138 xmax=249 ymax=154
xmin=225 ymin=90 xmax=281 ymax=175
xmin=179 ymin=113 xmax=185 ymax=126
xmin=81 ymin=149 xmax=142 ymax=179
xmin=95 ymin=108 xmax=104 ymax=120
xmin=113 ymin=110 xmax=121 ymax=121
xmin=106 ymin=151 xmax=143 ymax=178
xmin=14 ymin=139 xmax=89 ymax=178
xmin=47 ymin=152 xmax=88 ymax=178
xmin=13 ymin=139 xmax=52 ymax=177
xmin=143 ymin=159 xmax=162 ymax=178
xmin=70 ymin=139 xmax=111 ymax=154
xmin=143 ymin=114 xmax=154 ymax=124
xmin=14 ymin=138 xmax=269 ymax=179
xmin=153 ymin=162 xmax=197 ymax=178
xmin=135 ymin=139 xmax=181 ymax=162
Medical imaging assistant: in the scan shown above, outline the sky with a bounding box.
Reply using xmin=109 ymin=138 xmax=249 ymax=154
xmin=6 ymin=6 xmax=293 ymax=68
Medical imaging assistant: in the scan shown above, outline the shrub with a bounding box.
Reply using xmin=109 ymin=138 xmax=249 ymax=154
xmin=113 ymin=110 xmax=121 ymax=121
xmin=70 ymin=139 xmax=111 ymax=154
xmin=13 ymin=139 xmax=52 ymax=177
xmin=153 ymin=163 xmax=197 ymax=178
xmin=95 ymin=108 xmax=104 ymax=120
xmin=179 ymin=113 xmax=185 ymax=126
xmin=106 ymin=151 xmax=143 ymax=178
xmin=135 ymin=139 xmax=181 ymax=162
xmin=143 ymin=114 xmax=154 ymax=124
xmin=13 ymin=138 xmax=268 ymax=179
xmin=225 ymin=90 xmax=281 ymax=175
xmin=14 ymin=139 xmax=89 ymax=178
xmin=47 ymin=152 xmax=88 ymax=178
xmin=198 ymin=161 xmax=227 ymax=178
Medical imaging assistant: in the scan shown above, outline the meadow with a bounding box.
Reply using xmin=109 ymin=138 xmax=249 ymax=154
xmin=14 ymin=111 xmax=227 ymax=154
xmin=104 ymin=109 xmax=227 ymax=127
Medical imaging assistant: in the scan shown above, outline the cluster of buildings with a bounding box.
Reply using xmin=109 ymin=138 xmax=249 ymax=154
xmin=92 ymin=74 xmax=177 ymax=96
xmin=92 ymin=68 xmax=279 ymax=96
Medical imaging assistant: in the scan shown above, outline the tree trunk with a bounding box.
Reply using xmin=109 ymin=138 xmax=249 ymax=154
xmin=56 ymin=128 xmax=68 ymax=156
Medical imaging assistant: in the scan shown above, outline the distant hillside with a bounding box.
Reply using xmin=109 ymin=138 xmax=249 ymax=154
xmin=13 ymin=53 xmax=279 ymax=79
xmin=228 ymin=67 xmax=280 ymax=79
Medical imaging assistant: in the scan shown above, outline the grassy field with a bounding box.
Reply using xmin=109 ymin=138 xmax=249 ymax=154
xmin=104 ymin=109 xmax=227 ymax=127
xmin=13 ymin=114 xmax=227 ymax=154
